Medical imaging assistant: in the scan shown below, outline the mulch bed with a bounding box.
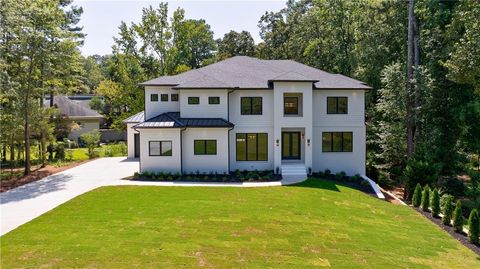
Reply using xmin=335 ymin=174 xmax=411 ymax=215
xmin=413 ymin=207 xmax=480 ymax=256
xmin=0 ymin=160 xmax=90 ymax=192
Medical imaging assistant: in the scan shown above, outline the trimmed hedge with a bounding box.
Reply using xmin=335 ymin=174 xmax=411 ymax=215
xmin=412 ymin=183 xmax=422 ymax=207
xmin=452 ymin=200 xmax=464 ymax=233
xmin=421 ymin=185 xmax=430 ymax=212
xmin=430 ymin=188 xmax=440 ymax=218
xmin=442 ymin=195 xmax=454 ymax=226
xmin=468 ymin=209 xmax=479 ymax=244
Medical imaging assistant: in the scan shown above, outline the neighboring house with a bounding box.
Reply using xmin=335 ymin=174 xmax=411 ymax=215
xmin=46 ymin=95 xmax=103 ymax=142
xmin=124 ymin=56 xmax=370 ymax=178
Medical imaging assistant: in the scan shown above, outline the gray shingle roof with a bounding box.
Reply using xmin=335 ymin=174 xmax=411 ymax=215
xmin=141 ymin=56 xmax=370 ymax=89
xmin=45 ymin=95 xmax=103 ymax=119
xmin=123 ymin=111 xmax=145 ymax=123
xmin=133 ymin=112 xmax=234 ymax=129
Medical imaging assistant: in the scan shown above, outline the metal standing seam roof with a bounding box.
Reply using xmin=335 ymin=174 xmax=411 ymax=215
xmin=140 ymin=56 xmax=371 ymax=89
xmin=133 ymin=112 xmax=234 ymax=129
xmin=123 ymin=111 xmax=145 ymax=123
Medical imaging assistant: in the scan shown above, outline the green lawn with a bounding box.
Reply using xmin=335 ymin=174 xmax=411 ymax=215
xmin=1 ymin=179 xmax=478 ymax=268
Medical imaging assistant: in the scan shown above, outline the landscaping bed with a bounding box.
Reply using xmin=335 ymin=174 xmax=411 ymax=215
xmin=310 ymin=170 xmax=376 ymax=195
xmin=131 ymin=170 xmax=281 ymax=183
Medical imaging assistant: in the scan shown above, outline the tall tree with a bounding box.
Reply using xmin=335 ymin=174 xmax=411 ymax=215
xmin=217 ymin=30 xmax=256 ymax=60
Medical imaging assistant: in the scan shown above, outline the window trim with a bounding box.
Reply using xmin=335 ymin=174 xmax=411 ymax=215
xmin=150 ymin=94 xmax=158 ymax=102
xmin=236 ymin=133 xmax=268 ymax=161
xmin=326 ymin=97 xmax=348 ymax=114
xmin=171 ymin=93 xmax=179 ymax=102
xmin=322 ymin=132 xmax=353 ymax=152
xmin=194 ymin=140 xmax=217 ymax=155
xmin=149 ymin=141 xmax=173 ymax=156
xmin=188 ymin=96 xmax=200 ymax=105
xmin=240 ymin=97 xmax=263 ymax=115
xmin=284 ymin=96 xmax=299 ymax=115
xmin=208 ymin=96 xmax=220 ymax=105
xmin=160 ymin=94 xmax=169 ymax=102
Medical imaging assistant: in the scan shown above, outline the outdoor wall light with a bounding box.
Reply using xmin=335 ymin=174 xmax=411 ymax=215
xmin=276 ymin=139 xmax=280 ymax=146
xmin=307 ymin=139 xmax=311 ymax=146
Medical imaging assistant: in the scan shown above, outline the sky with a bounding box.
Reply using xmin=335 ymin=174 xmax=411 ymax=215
xmin=75 ymin=0 xmax=286 ymax=56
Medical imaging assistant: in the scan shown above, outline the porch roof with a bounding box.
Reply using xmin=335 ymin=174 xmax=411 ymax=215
xmin=133 ymin=112 xmax=234 ymax=129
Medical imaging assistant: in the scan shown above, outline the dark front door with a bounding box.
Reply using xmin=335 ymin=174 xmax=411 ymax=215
xmin=282 ymin=132 xmax=301 ymax=160
xmin=134 ymin=133 xmax=140 ymax=158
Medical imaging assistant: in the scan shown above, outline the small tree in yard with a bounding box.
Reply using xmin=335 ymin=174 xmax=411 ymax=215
xmin=452 ymin=201 xmax=464 ymax=233
xmin=421 ymin=185 xmax=430 ymax=212
xmin=442 ymin=195 xmax=454 ymax=225
xmin=80 ymin=130 xmax=100 ymax=159
xmin=468 ymin=209 xmax=479 ymax=244
xmin=430 ymin=188 xmax=440 ymax=218
xmin=412 ymin=183 xmax=422 ymax=207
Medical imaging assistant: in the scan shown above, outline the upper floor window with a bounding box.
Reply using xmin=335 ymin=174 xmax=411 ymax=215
xmin=209 ymin=96 xmax=220 ymax=105
xmin=188 ymin=97 xmax=200 ymax=105
xmin=149 ymin=141 xmax=172 ymax=156
xmin=161 ymin=94 xmax=169 ymax=102
xmin=236 ymin=133 xmax=268 ymax=161
xmin=194 ymin=140 xmax=217 ymax=155
xmin=284 ymin=96 xmax=299 ymax=115
xmin=150 ymin=94 xmax=158 ymax=102
xmin=241 ymin=97 xmax=262 ymax=115
xmin=171 ymin=94 xmax=179 ymax=102
xmin=322 ymin=132 xmax=352 ymax=152
xmin=327 ymin=97 xmax=348 ymax=114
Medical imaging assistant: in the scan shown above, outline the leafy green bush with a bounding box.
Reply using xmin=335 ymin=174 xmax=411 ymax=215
xmin=360 ymin=179 xmax=370 ymax=188
xmin=430 ymin=188 xmax=440 ymax=218
xmin=437 ymin=177 xmax=465 ymax=198
xmin=421 ymin=185 xmax=430 ymax=212
xmin=54 ymin=143 xmax=65 ymax=160
xmin=324 ymin=169 xmax=331 ymax=176
xmin=468 ymin=209 xmax=479 ymax=244
xmin=335 ymin=172 xmax=344 ymax=181
xmin=412 ymin=183 xmax=422 ymax=207
xmin=452 ymin=201 xmax=464 ymax=233
xmin=442 ymin=195 xmax=454 ymax=225
xmin=402 ymin=157 xmax=440 ymax=201
xmin=80 ymin=130 xmax=101 ymax=159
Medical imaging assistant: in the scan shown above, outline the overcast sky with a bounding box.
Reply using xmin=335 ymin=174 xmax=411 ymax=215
xmin=75 ymin=0 xmax=285 ymax=56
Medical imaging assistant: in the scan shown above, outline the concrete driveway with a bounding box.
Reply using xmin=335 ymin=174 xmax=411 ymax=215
xmin=0 ymin=157 xmax=138 ymax=236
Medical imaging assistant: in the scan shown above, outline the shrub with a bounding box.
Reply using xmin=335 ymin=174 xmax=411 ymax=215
xmin=402 ymin=157 xmax=440 ymax=201
xmin=203 ymin=175 xmax=209 ymax=181
xmin=452 ymin=201 xmax=464 ymax=233
xmin=324 ymin=169 xmax=331 ymax=176
xmin=335 ymin=172 xmax=344 ymax=181
xmin=430 ymin=188 xmax=440 ymax=218
xmin=468 ymin=209 xmax=479 ymax=244
xmin=133 ymin=172 xmax=140 ymax=179
xmin=412 ymin=184 xmax=422 ymax=207
xmin=54 ymin=143 xmax=65 ymax=160
xmin=80 ymin=130 xmax=101 ymax=159
xmin=360 ymin=179 xmax=370 ymax=188
xmin=442 ymin=195 xmax=454 ymax=225
xmin=421 ymin=185 xmax=430 ymax=212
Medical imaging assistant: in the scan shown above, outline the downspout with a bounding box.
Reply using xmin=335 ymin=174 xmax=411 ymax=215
xmin=227 ymin=89 xmax=235 ymax=173
xmin=180 ymin=127 xmax=186 ymax=174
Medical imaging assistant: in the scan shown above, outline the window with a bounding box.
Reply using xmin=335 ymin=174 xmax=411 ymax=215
xmin=188 ymin=97 xmax=200 ymax=104
xmin=151 ymin=94 xmax=158 ymax=102
xmin=171 ymin=94 xmax=179 ymax=102
xmin=194 ymin=140 xmax=217 ymax=155
xmin=322 ymin=132 xmax=353 ymax=152
xmin=241 ymin=97 xmax=262 ymax=115
xmin=284 ymin=96 xmax=299 ymax=115
xmin=209 ymin=96 xmax=220 ymax=104
xmin=327 ymin=97 xmax=348 ymax=114
xmin=161 ymin=94 xmax=169 ymax=102
xmin=149 ymin=141 xmax=172 ymax=156
xmin=236 ymin=133 xmax=268 ymax=161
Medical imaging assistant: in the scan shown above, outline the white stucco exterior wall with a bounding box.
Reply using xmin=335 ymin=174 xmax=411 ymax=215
xmin=126 ymin=123 xmax=138 ymax=158
xmin=182 ymin=128 xmax=229 ymax=174
xmin=144 ymin=86 xmax=180 ymax=119
xmin=179 ymin=89 xmax=228 ymax=118
xmin=138 ymin=128 xmax=181 ymax=173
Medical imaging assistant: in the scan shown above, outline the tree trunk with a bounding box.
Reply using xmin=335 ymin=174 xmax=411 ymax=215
xmin=1 ymin=145 xmax=6 ymax=162
xmin=9 ymin=144 xmax=14 ymax=161
xmin=406 ymin=0 xmax=415 ymax=156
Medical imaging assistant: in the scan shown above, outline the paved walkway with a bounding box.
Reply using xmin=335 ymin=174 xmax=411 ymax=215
xmin=1 ymin=158 xmax=306 ymax=236
xmin=1 ymin=157 xmax=138 ymax=236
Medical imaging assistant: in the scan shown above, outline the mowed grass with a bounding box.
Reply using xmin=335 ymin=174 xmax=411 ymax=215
xmin=1 ymin=179 xmax=478 ymax=268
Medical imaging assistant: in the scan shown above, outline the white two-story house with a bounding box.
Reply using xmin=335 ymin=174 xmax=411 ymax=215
xmin=124 ymin=56 xmax=370 ymax=179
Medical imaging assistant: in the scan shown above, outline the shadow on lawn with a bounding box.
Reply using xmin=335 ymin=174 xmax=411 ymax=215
xmin=287 ymin=178 xmax=341 ymax=192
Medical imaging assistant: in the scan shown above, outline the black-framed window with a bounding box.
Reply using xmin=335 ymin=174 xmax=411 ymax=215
xmin=171 ymin=94 xmax=179 ymax=102
xmin=284 ymin=96 xmax=299 ymax=115
xmin=188 ymin=97 xmax=200 ymax=104
xmin=194 ymin=140 xmax=217 ymax=155
xmin=241 ymin=97 xmax=262 ymax=115
xmin=327 ymin=97 xmax=348 ymax=114
xmin=161 ymin=94 xmax=168 ymax=102
xmin=209 ymin=96 xmax=220 ymax=104
xmin=150 ymin=94 xmax=158 ymax=102
xmin=322 ymin=132 xmax=352 ymax=152
xmin=149 ymin=141 xmax=172 ymax=156
xmin=236 ymin=133 xmax=268 ymax=161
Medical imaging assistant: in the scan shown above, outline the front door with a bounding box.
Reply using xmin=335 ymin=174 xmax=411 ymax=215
xmin=282 ymin=132 xmax=301 ymax=160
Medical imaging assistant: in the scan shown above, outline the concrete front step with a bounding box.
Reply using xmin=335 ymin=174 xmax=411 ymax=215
xmin=281 ymin=164 xmax=308 ymax=185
